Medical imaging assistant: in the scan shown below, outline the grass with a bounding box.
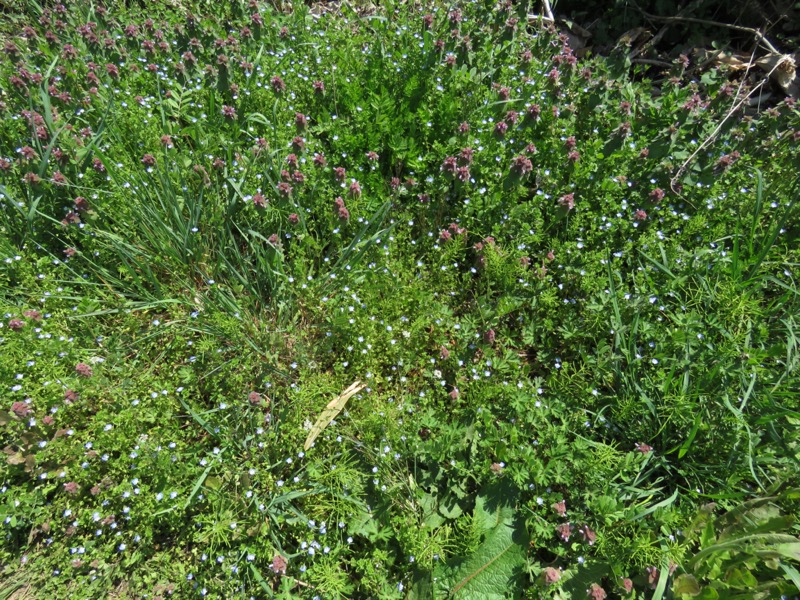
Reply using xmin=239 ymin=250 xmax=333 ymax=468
xmin=1 ymin=0 xmax=799 ymax=598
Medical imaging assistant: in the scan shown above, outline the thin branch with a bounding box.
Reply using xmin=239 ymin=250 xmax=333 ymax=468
xmin=637 ymin=11 xmax=781 ymax=55
xmin=628 ymin=0 xmax=702 ymax=60
xmin=541 ymin=0 xmax=555 ymax=23
xmin=632 ymin=58 xmax=674 ymax=69
xmin=686 ymin=49 xmax=726 ymax=77
xmin=669 ymin=47 xmax=786 ymax=193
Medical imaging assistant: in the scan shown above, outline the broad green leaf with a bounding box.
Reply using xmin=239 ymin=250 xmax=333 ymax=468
xmin=673 ymin=573 xmax=701 ymax=596
xmin=434 ymin=500 xmax=528 ymax=599
xmin=724 ymin=567 xmax=758 ymax=589
xmin=694 ymin=588 xmax=720 ymax=600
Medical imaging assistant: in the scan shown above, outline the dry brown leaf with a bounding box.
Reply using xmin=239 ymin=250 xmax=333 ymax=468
xmin=708 ymin=50 xmax=751 ymax=71
xmin=756 ymin=52 xmax=799 ymax=96
xmin=616 ymin=27 xmax=650 ymax=48
xmin=304 ymin=381 xmax=366 ymax=451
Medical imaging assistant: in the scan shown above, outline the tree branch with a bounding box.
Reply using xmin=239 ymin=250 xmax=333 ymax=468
xmin=636 ymin=11 xmax=781 ymax=55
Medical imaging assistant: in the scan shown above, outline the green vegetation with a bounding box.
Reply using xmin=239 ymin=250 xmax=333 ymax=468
xmin=1 ymin=1 xmax=798 ymax=598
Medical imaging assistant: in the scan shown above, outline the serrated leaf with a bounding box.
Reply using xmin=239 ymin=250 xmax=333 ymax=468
xmin=435 ymin=499 xmax=527 ymax=599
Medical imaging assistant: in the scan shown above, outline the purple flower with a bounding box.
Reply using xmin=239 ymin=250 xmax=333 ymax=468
xmin=511 ymin=155 xmax=533 ymax=176
xmin=271 ymin=554 xmax=287 ymax=575
xmin=441 ymin=156 xmax=458 ymax=174
xmin=75 ymin=362 xmax=93 ymax=378
xmin=334 ymin=196 xmax=349 ymax=221
xmin=588 ymin=583 xmax=607 ymax=600
xmin=73 ymin=197 xmax=89 ymax=212
xmin=23 ymin=310 xmax=42 ymax=322
xmin=543 ymin=567 xmax=561 ymax=585
xmin=11 ymin=401 xmax=31 ymax=417
xmin=291 ymin=136 xmax=305 ymax=152
xmin=579 ymin=524 xmax=596 ymax=545
xmin=556 ymin=522 xmax=573 ymax=542
xmin=270 ymin=75 xmax=285 ymax=93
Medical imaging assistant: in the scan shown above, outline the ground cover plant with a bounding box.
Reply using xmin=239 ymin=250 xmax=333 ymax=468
xmin=1 ymin=0 xmax=799 ymax=598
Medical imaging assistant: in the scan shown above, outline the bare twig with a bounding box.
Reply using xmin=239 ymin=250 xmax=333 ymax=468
xmin=628 ymin=24 xmax=667 ymax=61
xmin=628 ymin=0 xmax=704 ymax=60
xmin=632 ymin=58 xmax=674 ymax=69
xmin=686 ymin=49 xmax=726 ymax=77
xmin=637 ymin=11 xmax=781 ymax=55
xmin=541 ymin=0 xmax=555 ymax=23
xmin=669 ymin=46 xmax=786 ymax=193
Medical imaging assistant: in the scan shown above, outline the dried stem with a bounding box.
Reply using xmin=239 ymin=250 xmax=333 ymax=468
xmin=637 ymin=11 xmax=781 ymax=55
xmin=669 ymin=47 xmax=785 ymax=193
xmin=541 ymin=0 xmax=555 ymax=23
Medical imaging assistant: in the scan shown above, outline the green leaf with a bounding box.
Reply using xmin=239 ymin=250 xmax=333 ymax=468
xmin=673 ymin=574 xmax=701 ymax=596
xmin=695 ymin=588 xmax=720 ymax=600
xmin=756 ymin=543 xmax=800 ymax=562
xmin=434 ymin=487 xmax=528 ymax=599
xmin=408 ymin=570 xmax=434 ymax=600
xmin=652 ymin=557 xmax=671 ymax=600
xmin=629 ymin=489 xmax=678 ymax=521
xmin=724 ymin=567 xmax=758 ymax=589
xmin=780 ymin=563 xmax=800 ymax=593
